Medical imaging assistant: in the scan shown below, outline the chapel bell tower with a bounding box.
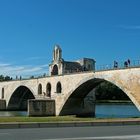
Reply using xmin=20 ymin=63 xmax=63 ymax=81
xmin=49 ymin=45 xmax=64 ymax=76
xmin=53 ymin=45 xmax=62 ymax=62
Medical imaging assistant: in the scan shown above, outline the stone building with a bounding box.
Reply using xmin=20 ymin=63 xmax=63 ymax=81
xmin=49 ymin=45 xmax=96 ymax=76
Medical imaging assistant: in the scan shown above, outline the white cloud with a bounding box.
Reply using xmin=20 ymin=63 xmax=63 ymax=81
xmin=21 ymin=67 xmax=42 ymax=73
xmin=0 ymin=62 xmax=49 ymax=78
xmin=0 ymin=63 xmax=11 ymax=67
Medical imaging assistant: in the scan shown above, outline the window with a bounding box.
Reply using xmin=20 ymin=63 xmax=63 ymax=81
xmin=56 ymin=82 xmax=62 ymax=93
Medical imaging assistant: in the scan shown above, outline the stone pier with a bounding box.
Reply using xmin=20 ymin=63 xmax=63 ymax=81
xmin=0 ymin=100 xmax=6 ymax=110
xmin=28 ymin=99 xmax=56 ymax=116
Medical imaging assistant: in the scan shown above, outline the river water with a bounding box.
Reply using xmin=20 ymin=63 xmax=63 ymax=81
xmin=95 ymin=103 xmax=140 ymax=118
xmin=0 ymin=103 xmax=140 ymax=118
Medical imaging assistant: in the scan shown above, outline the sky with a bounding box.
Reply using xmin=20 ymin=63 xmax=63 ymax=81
xmin=0 ymin=0 xmax=140 ymax=78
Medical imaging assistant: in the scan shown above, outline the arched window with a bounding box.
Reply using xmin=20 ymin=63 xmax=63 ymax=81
xmin=46 ymin=83 xmax=51 ymax=97
xmin=2 ymin=88 xmax=4 ymax=99
xmin=38 ymin=84 xmax=42 ymax=95
xmin=51 ymin=65 xmax=58 ymax=75
xmin=56 ymin=82 xmax=62 ymax=93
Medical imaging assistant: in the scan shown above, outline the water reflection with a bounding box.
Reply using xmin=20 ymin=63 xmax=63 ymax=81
xmin=0 ymin=111 xmax=27 ymax=117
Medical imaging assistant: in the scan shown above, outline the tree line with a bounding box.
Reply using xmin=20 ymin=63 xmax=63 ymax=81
xmin=0 ymin=75 xmax=13 ymax=81
xmin=95 ymin=81 xmax=129 ymax=100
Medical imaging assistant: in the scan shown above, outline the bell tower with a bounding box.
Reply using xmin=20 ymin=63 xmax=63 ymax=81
xmin=49 ymin=44 xmax=64 ymax=76
xmin=53 ymin=45 xmax=62 ymax=62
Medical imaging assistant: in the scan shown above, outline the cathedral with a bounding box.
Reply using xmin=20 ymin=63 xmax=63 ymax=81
xmin=49 ymin=45 xmax=96 ymax=76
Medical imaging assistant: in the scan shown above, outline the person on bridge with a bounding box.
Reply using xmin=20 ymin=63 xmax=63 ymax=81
xmin=124 ymin=61 xmax=128 ymax=67
xmin=128 ymin=59 xmax=130 ymax=66
xmin=114 ymin=61 xmax=118 ymax=68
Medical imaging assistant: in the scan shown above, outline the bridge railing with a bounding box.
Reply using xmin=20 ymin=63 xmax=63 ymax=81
xmin=96 ymin=60 xmax=140 ymax=71
xmin=2 ymin=60 xmax=140 ymax=81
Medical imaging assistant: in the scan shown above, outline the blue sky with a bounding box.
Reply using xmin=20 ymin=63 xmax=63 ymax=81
xmin=0 ymin=0 xmax=140 ymax=77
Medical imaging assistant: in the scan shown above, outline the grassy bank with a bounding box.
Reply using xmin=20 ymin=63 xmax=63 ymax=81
xmin=0 ymin=116 xmax=139 ymax=123
xmin=0 ymin=116 xmax=96 ymax=123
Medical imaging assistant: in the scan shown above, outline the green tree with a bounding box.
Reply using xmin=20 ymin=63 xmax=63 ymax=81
xmin=5 ymin=76 xmax=12 ymax=81
xmin=95 ymin=81 xmax=129 ymax=100
xmin=0 ymin=75 xmax=4 ymax=81
xmin=0 ymin=75 xmax=12 ymax=81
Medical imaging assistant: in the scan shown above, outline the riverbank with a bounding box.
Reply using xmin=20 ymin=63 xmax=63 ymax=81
xmin=0 ymin=117 xmax=140 ymax=129
xmin=96 ymin=100 xmax=132 ymax=104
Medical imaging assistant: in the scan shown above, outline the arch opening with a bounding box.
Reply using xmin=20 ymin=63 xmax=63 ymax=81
xmin=38 ymin=84 xmax=42 ymax=95
xmin=56 ymin=82 xmax=62 ymax=93
xmin=51 ymin=65 xmax=58 ymax=75
xmin=59 ymin=78 xmax=103 ymax=116
xmin=7 ymin=86 xmax=35 ymax=111
xmin=59 ymin=78 xmax=132 ymax=117
xmin=46 ymin=83 xmax=51 ymax=97
xmin=2 ymin=88 xmax=4 ymax=99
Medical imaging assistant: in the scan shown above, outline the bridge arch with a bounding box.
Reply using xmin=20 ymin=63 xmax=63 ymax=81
xmin=59 ymin=75 xmax=138 ymax=116
xmin=59 ymin=78 xmax=103 ymax=115
xmin=7 ymin=85 xmax=35 ymax=110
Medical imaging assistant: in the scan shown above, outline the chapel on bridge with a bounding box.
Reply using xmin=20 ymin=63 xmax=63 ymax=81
xmin=49 ymin=45 xmax=96 ymax=76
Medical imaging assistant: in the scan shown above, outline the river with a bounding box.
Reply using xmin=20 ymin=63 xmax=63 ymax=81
xmin=95 ymin=103 xmax=140 ymax=118
xmin=0 ymin=103 xmax=140 ymax=118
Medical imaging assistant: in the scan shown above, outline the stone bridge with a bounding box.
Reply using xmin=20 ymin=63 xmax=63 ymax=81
xmin=0 ymin=67 xmax=140 ymax=116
